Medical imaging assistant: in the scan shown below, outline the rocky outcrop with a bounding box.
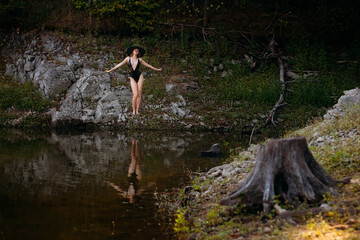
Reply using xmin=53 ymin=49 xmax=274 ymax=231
xmin=324 ymin=88 xmax=360 ymax=120
xmin=51 ymin=68 xmax=132 ymax=126
xmin=3 ymin=32 xmax=196 ymax=128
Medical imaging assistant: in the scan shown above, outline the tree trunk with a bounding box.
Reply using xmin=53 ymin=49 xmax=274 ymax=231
xmin=203 ymin=0 xmax=208 ymax=27
xmin=220 ymin=137 xmax=351 ymax=214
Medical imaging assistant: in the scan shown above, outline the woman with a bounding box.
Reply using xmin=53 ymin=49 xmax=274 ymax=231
xmin=105 ymin=46 xmax=162 ymax=115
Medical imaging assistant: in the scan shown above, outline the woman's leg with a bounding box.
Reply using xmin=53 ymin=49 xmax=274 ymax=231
xmin=134 ymin=140 xmax=142 ymax=180
xmin=135 ymin=75 xmax=144 ymax=114
xmin=128 ymin=140 xmax=136 ymax=177
xmin=129 ymin=78 xmax=138 ymax=115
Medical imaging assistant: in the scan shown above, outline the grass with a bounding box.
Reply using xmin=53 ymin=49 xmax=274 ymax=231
xmin=286 ymin=105 xmax=360 ymax=178
xmin=0 ymin=63 xmax=52 ymax=128
xmin=0 ymin=80 xmax=50 ymax=112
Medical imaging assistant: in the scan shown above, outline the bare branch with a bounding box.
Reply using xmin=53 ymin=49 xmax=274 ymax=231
xmin=264 ymin=38 xmax=288 ymax=127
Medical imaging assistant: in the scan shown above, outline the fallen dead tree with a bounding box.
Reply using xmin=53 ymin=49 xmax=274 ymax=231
xmin=220 ymin=137 xmax=351 ymax=214
xmin=264 ymin=38 xmax=288 ymax=126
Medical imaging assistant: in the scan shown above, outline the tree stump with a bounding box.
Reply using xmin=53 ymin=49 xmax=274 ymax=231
xmin=220 ymin=137 xmax=350 ymax=214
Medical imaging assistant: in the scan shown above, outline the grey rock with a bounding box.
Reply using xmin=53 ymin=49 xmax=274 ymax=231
xmin=184 ymin=81 xmax=199 ymax=90
xmin=43 ymin=36 xmax=63 ymax=53
xmin=27 ymin=56 xmax=35 ymax=62
xmin=165 ymin=83 xmax=178 ymax=95
xmin=24 ymin=60 xmax=35 ymax=72
xmin=4 ymin=63 xmax=17 ymax=77
xmin=264 ymin=227 xmax=272 ymax=233
xmin=207 ymin=165 xmax=224 ymax=175
xmin=54 ymin=56 xmax=68 ymax=64
xmin=170 ymin=103 xmax=186 ymax=118
xmin=200 ymin=143 xmax=221 ymax=157
xmin=286 ymin=71 xmax=301 ymax=80
xmin=67 ymin=59 xmax=75 ymax=69
xmin=52 ymin=68 xmax=132 ymax=126
xmin=176 ymin=95 xmax=186 ymax=107
xmin=33 ymin=60 xmax=75 ymax=98
xmin=223 ymin=164 xmax=233 ymax=172
xmin=209 ymin=58 xmax=214 ymax=66
xmin=324 ymin=88 xmax=360 ymax=120
xmin=231 ymin=59 xmax=241 ymax=65
xmin=222 ymin=170 xmax=232 ymax=178
xmin=209 ymin=170 xmax=222 ymax=178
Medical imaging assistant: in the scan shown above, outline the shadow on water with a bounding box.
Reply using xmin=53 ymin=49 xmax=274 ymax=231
xmin=0 ymin=129 xmax=260 ymax=240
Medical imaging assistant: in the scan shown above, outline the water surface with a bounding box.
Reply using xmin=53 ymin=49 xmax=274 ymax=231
xmin=0 ymin=130 xmax=251 ymax=240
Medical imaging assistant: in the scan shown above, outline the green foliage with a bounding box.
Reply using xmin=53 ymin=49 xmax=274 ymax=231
xmin=205 ymin=205 xmax=222 ymax=227
xmin=70 ymin=0 xmax=161 ymax=32
xmin=173 ymin=209 xmax=190 ymax=239
xmin=0 ymin=81 xmax=51 ymax=112
xmin=163 ymin=0 xmax=224 ymax=23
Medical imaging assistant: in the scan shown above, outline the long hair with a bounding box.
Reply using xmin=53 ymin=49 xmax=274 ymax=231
xmin=129 ymin=49 xmax=139 ymax=58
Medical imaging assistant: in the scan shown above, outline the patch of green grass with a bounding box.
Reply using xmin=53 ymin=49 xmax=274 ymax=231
xmin=0 ymin=80 xmax=51 ymax=112
xmin=143 ymin=76 xmax=166 ymax=101
xmin=0 ymin=68 xmax=52 ymax=128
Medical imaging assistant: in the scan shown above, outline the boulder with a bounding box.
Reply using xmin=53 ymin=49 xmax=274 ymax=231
xmin=33 ymin=60 xmax=75 ymax=98
xmin=169 ymin=95 xmax=188 ymax=118
xmin=42 ymin=35 xmax=63 ymax=54
xmin=24 ymin=60 xmax=35 ymax=72
xmin=324 ymin=88 xmax=360 ymax=120
xmin=200 ymin=143 xmax=221 ymax=157
xmin=51 ymin=68 xmax=131 ymax=126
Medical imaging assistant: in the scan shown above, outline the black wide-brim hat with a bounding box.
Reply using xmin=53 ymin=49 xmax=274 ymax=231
xmin=126 ymin=46 xmax=145 ymax=57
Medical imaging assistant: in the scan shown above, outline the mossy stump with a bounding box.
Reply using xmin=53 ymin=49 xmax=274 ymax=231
xmin=220 ymin=136 xmax=350 ymax=213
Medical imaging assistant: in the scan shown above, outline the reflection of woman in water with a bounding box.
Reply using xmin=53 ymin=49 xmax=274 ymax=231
xmin=106 ymin=140 xmax=154 ymax=204
xmin=125 ymin=139 xmax=142 ymax=203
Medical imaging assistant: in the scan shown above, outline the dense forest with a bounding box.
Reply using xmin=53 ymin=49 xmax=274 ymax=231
xmin=2 ymin=0 xmax=360 ymax=47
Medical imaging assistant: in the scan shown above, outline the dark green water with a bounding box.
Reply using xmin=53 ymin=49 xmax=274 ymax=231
xmin=0 ymin=130 xmax=254 ymax=240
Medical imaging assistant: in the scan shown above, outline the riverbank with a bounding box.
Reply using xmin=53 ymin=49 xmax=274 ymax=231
xmin=158 ymin=88 xmax=360 ymax=239
xmin=1 ymin=30 xmax=358 ymax=133
xmin=0 ymin=31 xmax=240 ymax=131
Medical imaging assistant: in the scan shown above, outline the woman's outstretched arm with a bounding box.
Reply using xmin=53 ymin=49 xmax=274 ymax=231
xmin=140 ymin=58 xmax=162 ymax=71
xmin=105 ymin=57 xmax=129 ymax=73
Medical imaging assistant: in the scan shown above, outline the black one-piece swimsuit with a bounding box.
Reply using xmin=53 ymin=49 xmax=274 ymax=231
xmin=128 ymin=58 xmax=141 ymax=83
